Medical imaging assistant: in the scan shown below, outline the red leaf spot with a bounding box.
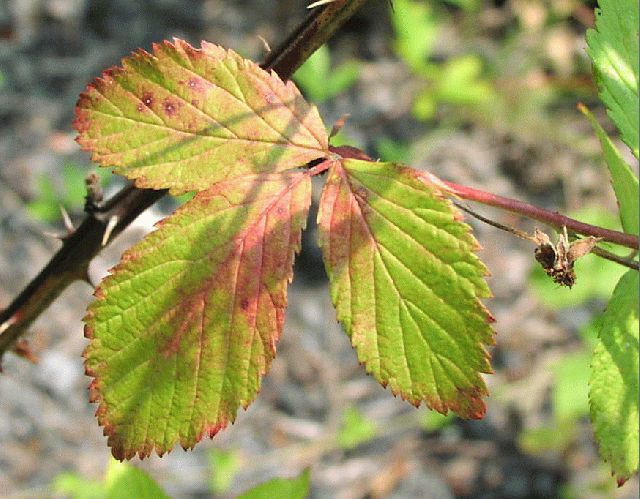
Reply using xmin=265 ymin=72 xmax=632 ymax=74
xmin=187 ymin=77 xmax=207 ymax=93
xmin=141 ymin=92 xmax=154 ymax=108
xmin=265 ymin=92 xmax=277 ymax=105
xmin=240 ymin=298 xmax=250 ymax=311
xmin=163 ymin=98 xmax=178 ymax=116
xmin=191 ymin=99 xmax=199 ymax=106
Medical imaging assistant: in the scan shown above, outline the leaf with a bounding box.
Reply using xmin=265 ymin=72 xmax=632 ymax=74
xmin=552 ymin=350 xmax=591 ymax=422
xmin=391 ymin=0 xmax=440 ymax=75
xmin=586 ymin=0 xmax=639 ymax=158
xmin=318 ymin=159 xmax=494 ymax=418
xmin=105 ymin=459 xmax=170 ymax=499
xmin=209 ymin=449 xmax=241 ymax=494
xmin=75 ymin=39 xmax=328 ymax=195
xmin=337 ymin=406 xmax=378 ymax=449
xmin=294 ymin=45 xmax=361 ymax=103
xmin=579 ymin=104 xmax=639 ymax=236
xmin=53 ymin=473 xmax=107 ymax=499
xmin=589 ymin=269 xmax=639 ymax=485
xmin=84 ymin=171 xmax=311 ymax=459
xmin=237 ymin=469 xmax=311 ymax=499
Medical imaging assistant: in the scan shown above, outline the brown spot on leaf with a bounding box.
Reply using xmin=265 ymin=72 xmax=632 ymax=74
xmin=141 ymin=92 xmax=154 ymax=108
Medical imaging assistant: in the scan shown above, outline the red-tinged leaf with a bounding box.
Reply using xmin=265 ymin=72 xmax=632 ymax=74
xmin=318 ymin=159 xmax=494 ymax=418
xmin=84 ymin=172 xmax=311 ymax=459
xmin=74 ymin=39 xmax=328 ymax=194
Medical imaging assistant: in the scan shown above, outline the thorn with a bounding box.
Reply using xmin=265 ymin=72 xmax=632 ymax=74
xmin=43 ymin=231 xmax=65 ymax=240
xmin=308 ymin=0 xmax=337 ymax=8
xmin=0 ymin=314 xmax=17 ymax=334
xmin=102 ymin=215 xmax=118 ymax=246
xmin=329 ymin=113 xmax=350 ymax=139
xmin=13 ymin=339 xmax=39 ymax=364
xmin=257 ymin=35 xmax=271 ymax=55
xmin=59 ymin=205 xmax=75 ymax=234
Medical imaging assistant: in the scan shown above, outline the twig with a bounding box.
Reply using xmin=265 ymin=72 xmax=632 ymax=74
xmin=0 ymin=0 xmax=370 ymax=360
xmin=454 ymin=201 xmax=639 ymax=271
xmin=442 ymin=180 xmax=638 ymax=250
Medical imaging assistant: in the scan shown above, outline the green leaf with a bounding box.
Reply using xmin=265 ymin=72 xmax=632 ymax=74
xmin=84 ymin=172 xmax=311 ymax=459
xmin=318 ymin=159 xmax=494 ymax=418
xmin=337 ymin=406 xmax=378 ymax=449
xmin=589 ymin=270 xmax=639 ymax=485
xmin=209 ymin=449 xmax=241 ymax=494
xmin=579 ymin=104 xmax=639 ymax=236
xmin=237 ymin=468 xmax=311 ymax=499
xmin=586 ymin=0 xmax=639 ymax=158
xmin=53 ymin=472 xmax=107 ymax=499
xmin=75 ymin=39 xmax=328 ymax=194
xmin=552 ymin=351 xmax=591 ymax=422
xmin=27 ymin=175 xmax=60 ymax=222
xmin=294 ymin=45 xmax=360 ymax=103
xmin=105 ymin=460 xmax=170 ymax=499
xmin=422 ymin=410 xmax=455 ymax=432
xmin=391 ymin=0 xmax=440 ymax=74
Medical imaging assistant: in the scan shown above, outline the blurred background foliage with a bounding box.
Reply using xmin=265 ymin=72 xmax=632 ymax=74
xmin=0 ymin=0 xmax=637 ymax=497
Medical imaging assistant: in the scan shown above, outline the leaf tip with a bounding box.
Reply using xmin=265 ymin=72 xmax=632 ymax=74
xmin=616 ymin=475 xmax=629 ymax=487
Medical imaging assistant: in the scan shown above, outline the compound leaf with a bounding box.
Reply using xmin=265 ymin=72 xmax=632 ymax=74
xmin=318 ymin=159 xmax=494 ymax=418
xmin=75 ymin=39 xmax=328 ymax=194
xmin=586 ymin=0 xmax=639 ymax=158
xmin=85 ymin=172 xmax=311 ymax=459
xmin=589 ymin=269 xmax=639 ymax=485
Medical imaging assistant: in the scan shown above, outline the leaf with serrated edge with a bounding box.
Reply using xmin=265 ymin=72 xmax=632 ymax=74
xmin=589 ymin=270 xmax=639 ymax=485
xmin=579 ymin=104 xmax=639 ymax=236
xmin=318 ymin=159 xmax=494 ymax=418
xmin=586 ymin=0 xmax=639 ymax=158
xmin=74 ymin=39 xmax=328 ymax=194
xmin=84 ymin=171 xmax=311 ymax=459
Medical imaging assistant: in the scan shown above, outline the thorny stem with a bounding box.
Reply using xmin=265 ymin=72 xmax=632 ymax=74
xmin=0 ymin=0 xmax=370 ymax=360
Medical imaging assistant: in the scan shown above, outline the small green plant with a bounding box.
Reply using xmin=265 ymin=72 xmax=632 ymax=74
xmin=209 ymin=448 xmax=242 ymax=494
xmin=390 ymin=0 xmax=496 ymax=120
xmin=52 ymin=456 xmax=310 ymax=499
xmin=337 ymin=406 xmax=378 ymax=450
xmin=53 ymin=458 xmax=170 ymax=499
xmin=237 ymin=468 xmax=310 ymax=499
xmin=294 ymin=44 xmax=361 ymax=103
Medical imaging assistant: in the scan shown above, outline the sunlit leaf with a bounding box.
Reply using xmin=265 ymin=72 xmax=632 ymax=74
xmin=318 ymin=159 xmax=494 ymax=418
xmin=579 ymin=104 xmax=639 ymax=236
xmin=84 ymin=172 xmax=311 ymax=459
xmin=586 ymin=0 xmax=639 ymax=157
xmin=75 ymin=39 xmax=328 ymax=194
xmin=589 ymin=270 xmax=639 ymax=485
